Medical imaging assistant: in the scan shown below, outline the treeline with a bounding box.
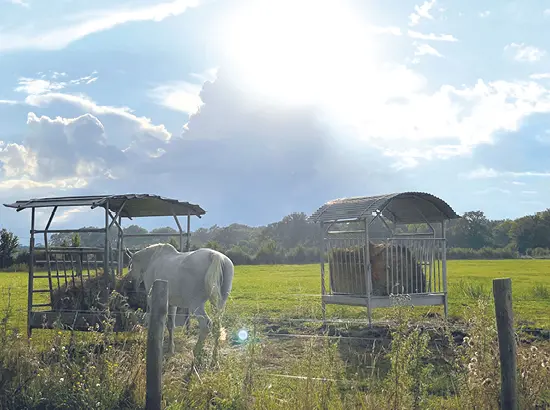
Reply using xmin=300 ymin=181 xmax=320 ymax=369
xmin=3 ymin=208 xmax=550 ymax=269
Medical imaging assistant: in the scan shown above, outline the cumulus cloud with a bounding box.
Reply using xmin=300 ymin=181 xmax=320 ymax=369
xmin=23 ymin=112 xmax=122 ymax=181
xmin=25 ymin=93 xmax=171 ymax=155
xmin=0 ymin=0 xmax=199 ymax=52
xmin=505 ymin=43 xmax=546 ymax=62
xmin=409 ymin=0 xmax=436 ymax=26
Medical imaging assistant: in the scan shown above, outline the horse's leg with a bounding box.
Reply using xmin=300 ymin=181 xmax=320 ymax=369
xmin=144 ymin=292 xmax=152 ymax=327
xmin=167 ymin=305 xmax=177 ymax=355
xmin=183 ymin=307 xmax=190 ymax=332
xmin=191 ymin=304 xmax=211 ymax=370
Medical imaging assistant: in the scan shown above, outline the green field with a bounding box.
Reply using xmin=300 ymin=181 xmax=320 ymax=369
xmin=1 ymin=259 xmax=550 ymax=330
xmin=1 ymin=259 xmax=549 ymax=408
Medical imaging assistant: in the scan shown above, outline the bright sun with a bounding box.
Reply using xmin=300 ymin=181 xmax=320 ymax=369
xmin=223 ymin=0 xmax=377 ymax=108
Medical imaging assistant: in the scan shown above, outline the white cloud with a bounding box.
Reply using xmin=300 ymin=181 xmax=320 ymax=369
xmin=149 ymin=81 xmax=204 ymax=114
xmin=505 ymin=43 xmax=546 ymax=62
xmin=7 ymin=0 xmax=29 ymax=8
xmin=463 ymin=167 xmax=500 ymax=179
xmin=531 ymin=73 xmax=550 ymax=80
xmin=408 ymin=30 xmax=458 ymax=42
xmin=0 ymin=142 xmax=37 ymax=179
xmin=0 ymin=99 xmax=18 ymax=105
xmin=544 ymin=9 xmax=550 ymax=16
xmin=414 ymin=43 xmax=443 ymax=58
xmin=474 ymin=187 xmax=511 ymax=195
xmin=409 ymin=0 xmax=436 ymax=26
xmin=15 ymin=78 xmax=66 ymax=95
xmin=479 ymin=10 xmax=490 ymax=18
xmin=14 ymin=72 xmax=98 ymax=95
xmin=0 ymin=0 xmax=199 ymax=52
xmin=25 ymin=93 xmax=171 ymax=146
xmin=511 ymin=181 xmax=526 ymax=185
xmin=464 ymin=167 xmax=550 ymax=179
xmin=0 ymin=109 xmax=137 ymax=190
xmin=0 ymin=176 xmax=88 ymax=191
xmin=521 ymin=190 xmax=538 ymax=195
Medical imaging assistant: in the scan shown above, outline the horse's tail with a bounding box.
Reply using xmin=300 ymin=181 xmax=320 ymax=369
xmin=204 ymin=251 xmax=231 ymax=312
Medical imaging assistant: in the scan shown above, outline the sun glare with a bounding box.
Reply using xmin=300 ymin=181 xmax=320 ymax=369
xmin=223 ymin=0 xmax=377 ymax=108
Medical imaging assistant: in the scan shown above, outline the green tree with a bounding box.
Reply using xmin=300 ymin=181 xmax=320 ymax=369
xmin=0 ymin=229 xmax=19 ymax=268
xmin=168 ymin=237 xmax=180 ymax=249
xmin=447 ymin=211 xmax=492 ymax=249
xmin=71 ymin=233 xmax=81 ymax=247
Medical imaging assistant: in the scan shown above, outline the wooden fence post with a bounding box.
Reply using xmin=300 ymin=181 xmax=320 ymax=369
xmin=146 ymin=280 xmax=168 ymax=410
xmin=492 ymin=278 xmax=517 ymax=410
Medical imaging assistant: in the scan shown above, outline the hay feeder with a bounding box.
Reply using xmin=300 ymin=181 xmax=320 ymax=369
xmin=4 ymin=194 xmax=205 ymax=337
xmin=309 ymin=191 xmax=460 ymax=324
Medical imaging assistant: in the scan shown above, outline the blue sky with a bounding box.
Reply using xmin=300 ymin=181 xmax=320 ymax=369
xmin=1 ymin=0 xmax=550 ymax=239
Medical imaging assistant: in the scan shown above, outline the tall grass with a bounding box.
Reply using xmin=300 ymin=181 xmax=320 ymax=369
xmin=455 ymin=279 xmax=490 ymax=300
xmin=0 ymin=288 xmax=548 ymax=409
xmin=530 ymin=283 xmax=550 ymax=300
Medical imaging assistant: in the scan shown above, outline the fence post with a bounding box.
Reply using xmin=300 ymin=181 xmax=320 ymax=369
xmin=146 ymin=280 xmax=168 ymax=410
xmin=492 ymin=278 xmax=517 ymax=410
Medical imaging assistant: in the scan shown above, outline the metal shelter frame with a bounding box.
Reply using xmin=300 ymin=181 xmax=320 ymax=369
xmin=309 ymin=191 xmax=460 ymax=324
xmin=4 ymin=194 xmax=206 ymax=337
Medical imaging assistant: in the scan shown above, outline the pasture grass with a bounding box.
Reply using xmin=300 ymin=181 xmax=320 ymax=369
xmin=0 ymin=260 xmax=549 ymax=408
xmin=1 ymin=259 xmax=550 ymax=334
xmin=0 ymin=291 xmax=549 ymax=409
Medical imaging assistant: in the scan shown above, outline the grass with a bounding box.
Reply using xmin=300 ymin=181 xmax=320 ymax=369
xmin=0 ymin=260 xmax=549 ymax=408
xmin=1 ymin=259 xmax=550 ymax=332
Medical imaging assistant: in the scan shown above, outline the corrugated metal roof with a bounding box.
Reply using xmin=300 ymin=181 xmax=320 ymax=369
xmin=309 ymin=192 xmax=460 ymax=224
xmin=4 ymin=194 xmax=206 ymax=218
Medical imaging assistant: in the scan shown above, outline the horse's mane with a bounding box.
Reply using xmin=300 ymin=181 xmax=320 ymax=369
xmin=143 ymin=242 xmax=179 ymax=254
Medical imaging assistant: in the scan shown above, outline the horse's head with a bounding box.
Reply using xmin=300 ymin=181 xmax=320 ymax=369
xmin=126 ymin=243 xmax=171 ymax=292
xmin=126 ymin=248 xmax=146 ymax=292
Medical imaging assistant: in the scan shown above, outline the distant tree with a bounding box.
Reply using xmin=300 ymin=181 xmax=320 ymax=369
xmin=492 ymin=220 xmax=513 ymax=248
xmin=0 ymin=229 xmax=19 ymax=268
xmin=226 ymin=246 xmax=253 ymax=265
xmin=71 ymin=233 xmax=81 ymax=247
xmin=205 ymin=240 xmax=224 ymax=252
xmin=168 ymin=237 xmax=180 ymax=249
xmin=447 ymin=211 xmax=492 ymax=249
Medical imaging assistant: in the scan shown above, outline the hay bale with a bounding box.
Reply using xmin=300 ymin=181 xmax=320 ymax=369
xmin=50 ymin=273 xmax=147 ymax=312
xmin=329 ymin=242 xmax=426 ymax=296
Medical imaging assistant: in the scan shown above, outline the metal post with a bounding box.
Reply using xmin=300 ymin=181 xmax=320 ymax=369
xmin=319 ymin=222 xmax=326 ymax=322
xmin=364 ymin=218 xmax=372 ymax=326
xmin=104 ymin=202 xmax=112 ymax=296
xmin=441 ymin=221 xmax=448 ymax=318
xmin=117 ymin=215 xmax=123 ymax=275
xmin=171 ymin=210 xmax=184 ymax=252
xmin=186 ymin=212 xmax=191 ymax=252
xmin=27 ymin=208 xmax=36 ymax=339
xmin=44 ymin=207 xmax=57 ymax=306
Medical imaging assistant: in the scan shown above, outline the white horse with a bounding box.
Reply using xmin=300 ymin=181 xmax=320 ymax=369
xmin=125 ymin=243 xmax=234 ymax=359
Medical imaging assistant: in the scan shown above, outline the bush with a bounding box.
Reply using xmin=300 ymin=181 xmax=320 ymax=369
xmin=447 ymin=246 xmax=519 ymax=260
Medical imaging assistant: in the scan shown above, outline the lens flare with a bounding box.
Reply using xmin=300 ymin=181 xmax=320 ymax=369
xmin=237 ymin=329 xmax=249 ymax=341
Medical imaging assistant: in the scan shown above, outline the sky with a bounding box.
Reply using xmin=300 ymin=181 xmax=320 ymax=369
xmin=1 ymin=0 xmax=550 ymax=240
